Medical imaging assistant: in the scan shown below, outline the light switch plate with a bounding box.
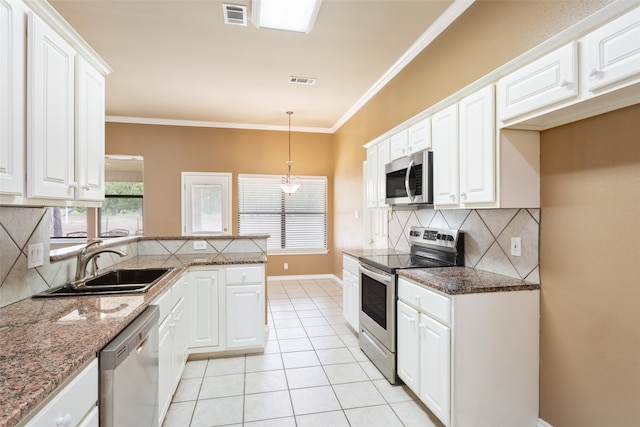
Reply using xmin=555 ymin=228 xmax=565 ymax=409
xmin=510 ymin=237 xmax=522 ymax=257
xmin=193 ymin=240 xmax=207 ymax=250
xmin=27 ymin=243 xmax=44 ymax=268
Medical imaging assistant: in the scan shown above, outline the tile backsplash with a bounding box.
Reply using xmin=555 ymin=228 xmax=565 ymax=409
xmin=0 ymin=206 xmax=267 ymax=308
xmin=388 ymin=207 xmax=540 ymax=284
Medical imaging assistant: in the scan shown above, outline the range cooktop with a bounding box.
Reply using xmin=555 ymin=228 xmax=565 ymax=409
xmin=358 ymin=226 xmax=465 ymax=274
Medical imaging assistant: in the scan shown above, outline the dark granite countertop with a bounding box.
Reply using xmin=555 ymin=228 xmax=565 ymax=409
xmin=0 ymin=253 xmax=266 ymax=427
xmin=397 ymin=267 xmax=540 ymax=295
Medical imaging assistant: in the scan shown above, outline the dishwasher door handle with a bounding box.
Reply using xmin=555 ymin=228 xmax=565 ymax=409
xmin=136 ymin=337 xmax=149 ymax=353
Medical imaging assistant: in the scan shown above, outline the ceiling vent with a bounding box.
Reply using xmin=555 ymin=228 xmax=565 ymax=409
xmin=222 ymin=4 xmax=247 ymax=26
xmin=289 ymin=76 xmax=317 ymax=85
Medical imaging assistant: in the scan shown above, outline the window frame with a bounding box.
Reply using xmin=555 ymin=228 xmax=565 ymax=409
xmin=238 ymin=174 xmax=328 ymax=255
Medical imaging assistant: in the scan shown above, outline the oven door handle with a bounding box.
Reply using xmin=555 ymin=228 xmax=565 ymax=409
xmin=360 ymin=264 xmax=392 ymax=285
xmin=404 ymin=159 xmax=415 ymax=202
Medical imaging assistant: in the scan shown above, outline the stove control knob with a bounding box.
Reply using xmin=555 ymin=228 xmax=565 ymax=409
xmin=436 ymin=234 xmax=442 ymax=240
xmin=447 ymin=235 xmax=454 ymax=241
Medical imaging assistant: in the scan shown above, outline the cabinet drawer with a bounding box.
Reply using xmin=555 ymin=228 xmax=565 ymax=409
xmin=25 ymin=358 xmax=98 ymax=427
xmin=226 ymin=265 xmax=264 ymax=284
xmin=398 ymin=278 xmax=450 ymax=325
xmin=343 ymin=255 xmax=359 ymax=276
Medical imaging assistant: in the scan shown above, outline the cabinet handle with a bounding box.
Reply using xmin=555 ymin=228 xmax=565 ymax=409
xmin=449 ymin=194 xmax=456 ymax=201
xmin=68 ymin=182 xmax=78 ymax=189
xmin=56 ymin=413 xmax=71 ymax=427
xmin=81 ymin=184 xmax=90 ymax=190
xmin=461 ymin=192 xmax=466 ymax=199
xmin=589 ymin=68 xmax=599 ymax=78
xmin=414 ymin=295 xmax=420 ymax=304
xmin=559 ymin=79 xmax=569 ymax=88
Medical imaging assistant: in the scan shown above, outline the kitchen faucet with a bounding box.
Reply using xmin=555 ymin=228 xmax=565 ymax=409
xmin=72 ymin=240 xmax=127 ymax=285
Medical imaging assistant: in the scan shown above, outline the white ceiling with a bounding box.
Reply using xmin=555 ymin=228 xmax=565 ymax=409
xmin=50 ymin=0 xmax=469 ymax=131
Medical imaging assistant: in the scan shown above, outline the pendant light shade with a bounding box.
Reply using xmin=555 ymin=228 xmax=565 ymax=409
xmin=281 ymin=111 xmax=300 ymax=194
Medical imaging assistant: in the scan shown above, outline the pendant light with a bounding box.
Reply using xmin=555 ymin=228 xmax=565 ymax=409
xmin=280 ymin=111 xmax=301 ymax=194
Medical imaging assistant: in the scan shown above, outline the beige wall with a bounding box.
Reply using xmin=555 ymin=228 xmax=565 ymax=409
xmin=106 ymin=123 xmax=334 ymax=277
xmin=332 ymin=0 xmax=612 ymax=277
xmin=539 ymin=105 xmax=640 ymax=426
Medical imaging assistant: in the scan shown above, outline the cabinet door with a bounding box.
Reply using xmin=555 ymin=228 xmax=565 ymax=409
xmin=389 ymin=129 xmax=408 ymax=161
xmin=397 ymin=300 xmax=420 ymax=394
xmin=365 ymin=146 xmax=378 ymax=208
xmin=226 ymin=284 xmax=264 ymax=349
xmin=75 ymin=56 xmax=105 ymax=201
xmin=408 ymin=117 xmax=431 ymax=154
xmin=585 ymin=7 xmax=640 ymax=92
xmin=171 ymin=297 xmax=187 ymax=387
xmin=173 ymin=296 xmax=189 ymax=372
xmin=349 ymin=270 xmax=359 ymax=331
xmin=376 ymin=139 xmax=390 ymax=207
xmin=419 ymin=313 xmax=451 ymax=427
xmin=459 ymin=84 xmax=496 ymax=204
xmin=342 ymin=269 xmax=354 ymax=327
xmin=158 ymin=314 xmax=173 ymax=423
xmin=432 ymin=104 xmax=459 ymax=207
xmin=188 ymin=270 xmax=219 ymax=348
xmin=0 ymin=0 xmax=25 ymax=196
xmin=497 ymin=42 xmax=578 ymax=122
xmin=27 ymin=11 xmax=77 ymax=200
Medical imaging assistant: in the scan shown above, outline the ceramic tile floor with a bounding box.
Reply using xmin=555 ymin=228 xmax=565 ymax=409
xmin=162 ymin=278 xmax=444 ymax=427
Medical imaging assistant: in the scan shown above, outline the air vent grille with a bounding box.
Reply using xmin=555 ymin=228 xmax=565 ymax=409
xmin=289 ymin=76 xmax=317 ymax=85
xmin=222 ymin=3 xmax=247 ymax=26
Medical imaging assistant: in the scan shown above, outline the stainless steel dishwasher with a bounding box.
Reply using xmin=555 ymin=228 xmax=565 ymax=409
xmin=100 ymin=305 xmax=159 ymax=427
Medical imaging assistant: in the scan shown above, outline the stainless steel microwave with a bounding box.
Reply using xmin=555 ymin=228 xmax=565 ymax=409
xmin=384 ymin=150 xmax=433 ymax=205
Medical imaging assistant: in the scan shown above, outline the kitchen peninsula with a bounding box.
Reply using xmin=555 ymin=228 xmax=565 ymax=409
xmin=0 ymin=235 xmax=267 ymax=427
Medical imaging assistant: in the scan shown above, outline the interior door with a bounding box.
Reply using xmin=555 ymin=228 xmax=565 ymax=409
xmin=181 ymin=172 xmax=231 ymax=236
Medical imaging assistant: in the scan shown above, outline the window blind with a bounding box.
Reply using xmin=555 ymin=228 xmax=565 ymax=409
xmin=238 ymin=174 xmax=327 ymax=252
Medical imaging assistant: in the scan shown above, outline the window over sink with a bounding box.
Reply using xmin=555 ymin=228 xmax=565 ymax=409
xmin=238 ymin=174 xmax=327 ymax=254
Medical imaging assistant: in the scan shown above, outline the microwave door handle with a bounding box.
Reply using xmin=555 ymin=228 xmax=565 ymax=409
xmin=404 ymin=160 xmax=415 ymax=202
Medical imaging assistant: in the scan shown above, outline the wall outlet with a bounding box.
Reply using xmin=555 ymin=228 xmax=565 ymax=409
xmin=284 ymin=263 xmax=289 ymax=270
xmin=27 ymin=243 xmax=44 ymax=268
xmin=193 ymin=240 xmax=207 ymax=250
xmin=510 ymin=237 xmax=522 ymax=257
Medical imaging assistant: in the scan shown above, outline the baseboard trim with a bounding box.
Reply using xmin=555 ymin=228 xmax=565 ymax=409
xmin=538 ymin=418 xmax=553 ymax=427
xmin=268 ymin=273 xmax=342 ymax=285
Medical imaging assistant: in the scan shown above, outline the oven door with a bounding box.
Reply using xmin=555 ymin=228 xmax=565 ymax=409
xmin=359 ymin=263 xmax=395 ymax=352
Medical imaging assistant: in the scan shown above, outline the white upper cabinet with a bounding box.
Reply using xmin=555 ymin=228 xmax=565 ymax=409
xmin=432 ymin=104 xmax=459 ymax=207
xmin=585 ymin=7 xmax=640 ymax=93
xmin=75 ymin=56 xmax=106 ymax=201
xmin=389 ymin=129 xmax=408 ymax=161
xmin=0 ymin=0 xmax=25 ymax=196
xmin=0 ymin=1 xmax=111 ymax=206
xmin=497 ymin=42 xmax=578 ymax=123
xmin=459 ymin=85 xmax=495 ymax=204
xmin=365 ymin=138 xmax=389 ymax=208
xmin=497 ymin=5 xmax=640 ymax=130
xmin=407 ymin=117 xmax=431 ymax=154
xmin=27 ymin=10 xmax=77 ymax=200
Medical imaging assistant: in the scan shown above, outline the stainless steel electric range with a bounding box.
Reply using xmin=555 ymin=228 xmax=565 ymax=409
xmin=358 ymin=226 xmax=464 ymax=384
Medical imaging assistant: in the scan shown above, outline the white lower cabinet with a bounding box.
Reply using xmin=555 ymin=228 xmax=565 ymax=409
xmin=157 ymin=275 xmax=188 ymax=424
xmin=24 ymin=358 xmax=98 ymax=427
xmin=397 ymin=277 xmax=539 ymax=427
xmin=226 ymin=265 xmax=265 ymax=349
xmin=187 ymin=265 xmax=266 ymax=354
xmin=342 ymin=254 xmax=359 ymax=331
xmin=187 ymin=269 xmax=221 ymax=349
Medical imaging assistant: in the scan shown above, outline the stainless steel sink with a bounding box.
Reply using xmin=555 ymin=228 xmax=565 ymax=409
xmin=34 ymin=268 xmax=173 ymax=297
